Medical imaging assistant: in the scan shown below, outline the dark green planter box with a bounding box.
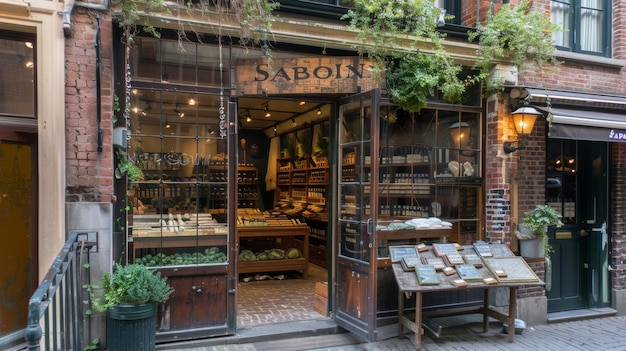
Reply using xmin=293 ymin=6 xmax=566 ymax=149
xmin=106 ymin=303 xmax=157 ymax=351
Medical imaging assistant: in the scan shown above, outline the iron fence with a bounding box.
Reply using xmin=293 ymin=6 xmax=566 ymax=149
xmin=24 ymin=232 xmax=94 ymax=351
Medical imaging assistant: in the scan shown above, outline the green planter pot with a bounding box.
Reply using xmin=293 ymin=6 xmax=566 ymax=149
xmin=106 ymin=303 xmax=157 ymax=351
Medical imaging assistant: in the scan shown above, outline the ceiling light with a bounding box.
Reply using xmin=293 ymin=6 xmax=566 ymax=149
xmin=165 ymin=122 xmax=171 ymax=129
xmin=140 ymin=102 xmax=152 ymax=116
xmin=242 ymin=109 xmax=253 ymax=123
xmin=264 ymin=102 xmax=271 ymax=118
xmin=24 ymin=41 xmax=33 ymax=49
xmin=299 ymin=101 xmax=306 ymax=106
xmin=316 ymin=106 xmax=322 ymax=115
xmin=292 ymin=118 xmax=298 ymax=127
xmin=188 ymin=96 xmax=196 ymax=106
xmin=174 ymin=106 xmax=184 ymax=118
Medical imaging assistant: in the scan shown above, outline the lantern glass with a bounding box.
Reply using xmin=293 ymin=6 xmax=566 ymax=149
xmin=511 ymin=106 xmax=541 ymax=136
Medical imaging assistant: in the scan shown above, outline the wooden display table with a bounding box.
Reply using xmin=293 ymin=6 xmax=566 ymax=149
xmin=237 ymin=224 xmax=310 ymax=278
xmin=392 ymin=244 xmax=544 ymax=350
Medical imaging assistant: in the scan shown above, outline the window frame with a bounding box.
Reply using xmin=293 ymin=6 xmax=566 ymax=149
xmin=551 ymin=0 xmax=612 ymax=57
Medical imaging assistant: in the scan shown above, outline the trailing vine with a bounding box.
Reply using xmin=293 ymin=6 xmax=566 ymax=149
xmin=111 ymin=0 xmax=279 ymax=47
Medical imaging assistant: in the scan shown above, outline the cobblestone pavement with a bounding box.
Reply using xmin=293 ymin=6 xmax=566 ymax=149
xmin=160 ymin=316 xmax=626 ymax=351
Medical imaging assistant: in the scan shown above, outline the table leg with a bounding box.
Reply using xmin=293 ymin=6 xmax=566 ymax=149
xmin=482 ymin=289 xmax=489 ymax=332
xmin=508 ymin=287 xmax=517 ymax=343
xmin=398 ymin=290 xmax=405 ymax=339
xmin=415 ymin=291 xmax=423 ymax=350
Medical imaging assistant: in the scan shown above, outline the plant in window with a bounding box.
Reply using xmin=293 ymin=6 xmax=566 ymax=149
xmin=468 ymin=0 xmax=564 ymax=92
xmin=115 ymin=149 xmax=144 ymax=185
xmin=342 ymin=0 xmax=470 ymax=112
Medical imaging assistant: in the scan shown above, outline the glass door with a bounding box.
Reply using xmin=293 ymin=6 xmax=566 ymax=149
xmin=334 ymin=89 xmax=380 ymax=341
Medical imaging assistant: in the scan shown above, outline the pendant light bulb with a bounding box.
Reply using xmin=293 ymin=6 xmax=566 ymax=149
xmin=264 ymin=102 xmax=271 ymax=118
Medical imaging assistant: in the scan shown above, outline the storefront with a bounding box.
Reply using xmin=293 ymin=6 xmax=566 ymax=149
xmin=119 ymin=29 xmax=486 ymax=342
xmin=522 ymin=88 xmax=626 ymax=314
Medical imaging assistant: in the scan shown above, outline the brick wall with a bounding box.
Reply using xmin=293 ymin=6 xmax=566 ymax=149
xmin=611 ymin=143 xmax=626 ymax=290
xmin=65 ymin=8 xmax=114 ymax=203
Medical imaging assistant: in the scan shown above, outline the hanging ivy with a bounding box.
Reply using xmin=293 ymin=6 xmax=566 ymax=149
xmin=342 ymin=0 xmax=470 ymax=112
xmin=111 ymin=0 xmax=279 ymax=46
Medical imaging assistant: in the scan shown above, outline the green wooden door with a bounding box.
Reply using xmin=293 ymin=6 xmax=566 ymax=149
xmin=546 ymin=140 xmax=609 ymax=312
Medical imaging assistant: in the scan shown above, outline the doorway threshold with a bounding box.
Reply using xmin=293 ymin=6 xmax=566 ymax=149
xmin=547 ymin=307 xmax=616 ymax=323
xmin=156 ymin=318 xmax=344 ymax=350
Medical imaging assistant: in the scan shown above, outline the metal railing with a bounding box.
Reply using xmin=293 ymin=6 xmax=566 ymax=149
xmin=24 ymin=232 xmax=94 ymax=351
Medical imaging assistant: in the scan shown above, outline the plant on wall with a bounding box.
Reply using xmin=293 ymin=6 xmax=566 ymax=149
xmin=115 ymin=149 xmax=144 ymax=184
xmin=342 ymin=0 xmax=470 ymax=112
xmin=468 ymin=0 xmax=563 ymax=92
xmin=519 ymin=204 xmax=564 ymax=256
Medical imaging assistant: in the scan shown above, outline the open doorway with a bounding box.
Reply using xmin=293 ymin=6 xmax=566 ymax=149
xmin=235 ymin=97 xmax=332 ymax=328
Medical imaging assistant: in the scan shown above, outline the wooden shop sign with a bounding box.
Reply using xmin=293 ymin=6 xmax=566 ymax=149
xmin=235 ymin=57 xmax=377 ymax=95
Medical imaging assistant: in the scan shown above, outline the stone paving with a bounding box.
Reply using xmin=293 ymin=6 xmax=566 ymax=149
xmin=236 ymin=264 xmax=327 ymax=327
xmin=161 ymin=316 xmax=626 ymax=351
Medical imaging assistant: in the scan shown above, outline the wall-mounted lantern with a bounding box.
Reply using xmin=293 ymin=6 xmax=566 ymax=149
xmin=504 ymin=105 xmax=542 ymax=153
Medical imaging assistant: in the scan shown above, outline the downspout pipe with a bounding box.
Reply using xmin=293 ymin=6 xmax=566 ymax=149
xmin=62 ymin=0 xmax=75 ymax=38
xmin=61 ymin=0 xmax=110 ymax=38
xmin=95 ymin=15 xmax=103 ymax=153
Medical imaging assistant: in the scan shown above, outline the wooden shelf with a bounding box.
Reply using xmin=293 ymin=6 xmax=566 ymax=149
xmin=237 ymin=225 xmax=310 ymax=278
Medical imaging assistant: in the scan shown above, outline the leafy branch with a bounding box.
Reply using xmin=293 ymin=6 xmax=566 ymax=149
xmin=468 ymin=0 xmax=563 ymax=91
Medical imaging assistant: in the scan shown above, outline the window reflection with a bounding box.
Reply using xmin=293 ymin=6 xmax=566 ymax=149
xmin=0 ymin=32 xmax=35 ymax=116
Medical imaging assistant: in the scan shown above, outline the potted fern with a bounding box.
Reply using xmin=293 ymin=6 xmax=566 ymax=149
xmin=517 ymin=205 xmax=563 ymax=257
xmin=91 ymin=263 xmax=174 ymax=351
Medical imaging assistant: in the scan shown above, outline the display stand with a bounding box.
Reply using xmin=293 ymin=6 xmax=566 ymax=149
xmin=392 ymin=244 xmax=543 ymax=350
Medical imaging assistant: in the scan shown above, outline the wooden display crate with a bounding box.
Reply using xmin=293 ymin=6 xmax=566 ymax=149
xmin=313 ymin=281 xmax=328 ymax=316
